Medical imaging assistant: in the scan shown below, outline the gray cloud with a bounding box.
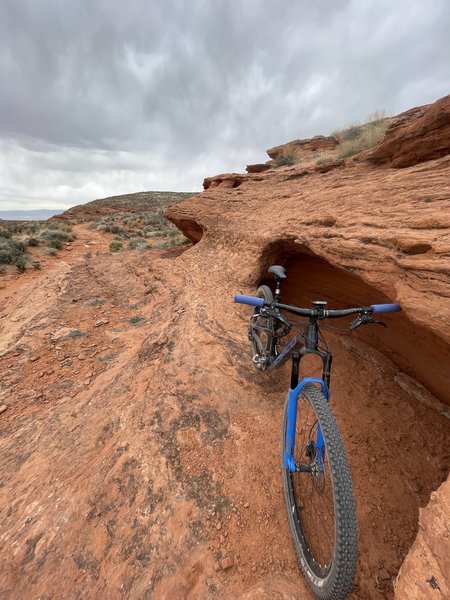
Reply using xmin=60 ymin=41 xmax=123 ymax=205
xmin=1 ymin=0 xmax=449 ymax=209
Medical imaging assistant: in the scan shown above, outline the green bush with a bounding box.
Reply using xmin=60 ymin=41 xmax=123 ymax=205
xmin=274 ymin=149 xmax=299 ymax=168
xmin=41 ymin=229 xmax=75 ymax=247
xmin=128 ymin=237 xmax=147 ymax=250
xmin=109 ymin=240 xmax=123 ymax=252
xmin=0 ymin=239 xmax=30 ymax=269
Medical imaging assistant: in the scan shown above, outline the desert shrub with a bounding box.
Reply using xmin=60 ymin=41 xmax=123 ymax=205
xmin=334 ymin=111 xmax=390 ymax=159
xmin=155 ymin=241 xmax=171 ymax=249
xmin=66 ymin=329 xmax=86 ymax=338
xmin=0 ymin=239 xmax=29 ymax=269
xmin=145 ymin=210 xmax=166 ymax=227
xmin=315 ymin=153 xmax=335 ymax=165
xmin=274 ymin=149 xmax=299 ymax=168
xmin=128 ymin=237 xmax=147 ymax=250
xmin=32 ymin=261 xmax=41 ymax=270
xmin=27 ymin=237 xmax=40 ymax=247
xmin=129 ymin=315 xmax=146 ymax=325
xmin=44 ymin=247 xmax=58 ymax=256
xmin=41 ymin=229 xmax=74 ymax=246
xmin=109 ymin=240 xmax=123 ymax=252
xmin=0 ymin=229 xmax=12 ymax=239
xmin=334 ymin=124 xmax=363 ymax=142
xmin=14 ymin=254 xmax=28 ymax=271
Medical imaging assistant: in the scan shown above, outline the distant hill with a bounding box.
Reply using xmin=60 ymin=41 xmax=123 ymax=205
xmin=0 ymin=209 xmax=65 ymax=221
xmin=52 ymin=191 xmax=198 ymax=222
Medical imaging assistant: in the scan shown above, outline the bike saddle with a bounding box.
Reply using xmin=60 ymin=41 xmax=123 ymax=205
xmin=268 ymin=265 xmax=287 ymax=280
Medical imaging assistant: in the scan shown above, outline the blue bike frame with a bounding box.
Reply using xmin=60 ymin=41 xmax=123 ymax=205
xmin=283 ymin=377 xmax=330 ymax=473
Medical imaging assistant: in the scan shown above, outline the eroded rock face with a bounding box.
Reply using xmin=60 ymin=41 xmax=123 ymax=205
xmin=166 ymin=94 xmax=450 ymax=597
xmin=203 ymin=173 xmax=245 ymax=190
xmin=267 ymin=135 xmax=338 ymax=160
xmin=395 ymin=478 xmax=450 ymax=599
xmin=368 ymin=94 xmax=450 ymax=167
xmin=169 ymin=96 xmax=450 ymax=406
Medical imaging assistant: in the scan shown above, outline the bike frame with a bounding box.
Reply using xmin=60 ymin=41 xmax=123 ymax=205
xmin=271 ymin=313 xmax=333 ymax=475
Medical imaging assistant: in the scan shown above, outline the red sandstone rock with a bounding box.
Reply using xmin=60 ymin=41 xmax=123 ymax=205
xmin=267 ymin=135 xmax=338 ymax=161
xmin=239 ymin=575 xmax=302 ymax=599
xmin=368 ymin=94 xmax=450 ymax=167
xmin=246 ymin=163 xmax=272 ymax=173
xmin=203 ymin=172 xmax=245 ymax=190
xmin=395 ymin=478 xmax=450 ymax=599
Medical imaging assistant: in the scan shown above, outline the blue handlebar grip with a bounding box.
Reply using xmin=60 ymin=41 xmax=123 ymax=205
xmin=234 ymin=294 xmax=265 ymax=307
xmin=371 ymin=303 xmax=402 ymax=313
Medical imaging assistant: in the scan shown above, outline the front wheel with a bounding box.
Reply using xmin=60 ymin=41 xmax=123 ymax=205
xmin=282 ymin=383 xmax=357 ymax=599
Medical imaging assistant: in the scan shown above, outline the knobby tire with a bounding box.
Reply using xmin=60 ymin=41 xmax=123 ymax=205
xmin=250 ymin=285 xmax=276 ymax=370
xmin=282 ymin=383 xmax=357 ymax=599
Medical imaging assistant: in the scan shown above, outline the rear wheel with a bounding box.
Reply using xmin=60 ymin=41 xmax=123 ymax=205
xmin=249 ymin=285 xmax=275 ymax=370
xmin=282 ymin=383 xmax=357 ymax=599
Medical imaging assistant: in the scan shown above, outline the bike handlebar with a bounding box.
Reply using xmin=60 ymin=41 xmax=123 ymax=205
xmin=234 ymin=294 xmax=401 ymax=318
xmin=234 ymin=294 xmax=265 ymax=307
xmin=371 ymin=303 xmax=402 ymax=313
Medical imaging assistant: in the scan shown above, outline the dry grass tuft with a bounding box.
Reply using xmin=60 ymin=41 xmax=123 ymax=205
xmin=334 ymin=111 xmax=390 ymax=159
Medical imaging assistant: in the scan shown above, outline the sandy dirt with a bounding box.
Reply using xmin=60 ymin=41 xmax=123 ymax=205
xmin=0 ymin=222 xmax=448 ymax=599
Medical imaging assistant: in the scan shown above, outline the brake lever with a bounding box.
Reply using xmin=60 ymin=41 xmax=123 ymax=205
xmin=350 ymin=314 xmax=387 ymax=330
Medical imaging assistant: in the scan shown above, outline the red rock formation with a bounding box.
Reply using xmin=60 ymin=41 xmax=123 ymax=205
xmin=203 ymin=173 xmax=245 ymax=190
xmin=1 ymin=95 xmax=449 ymax=600
xmin=395 ymin=478 xmax=450 ymax=598
xmin=245 ymin=163 xmax=272 ymax=173
xmin=368 ymin=94 xmax=450 ymax=167
xmin=167 ymin=94 xmax=450 ymax=598
xmin=267 ymin=135 xmax=338 ymax=160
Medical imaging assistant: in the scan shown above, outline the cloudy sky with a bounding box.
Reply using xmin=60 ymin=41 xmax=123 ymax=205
xmin=0 ymin=0 xmax=449 ymax=211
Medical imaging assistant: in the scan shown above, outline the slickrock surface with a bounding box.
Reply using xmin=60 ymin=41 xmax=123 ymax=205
xmin=394 ymin=478 xmax=450 ymax=599
xmin=0 ymin=96 xmax=449 ymax=599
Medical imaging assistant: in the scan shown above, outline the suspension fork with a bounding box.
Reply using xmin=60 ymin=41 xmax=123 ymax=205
xmin=284 ymin=348 xmax=332 ymax=473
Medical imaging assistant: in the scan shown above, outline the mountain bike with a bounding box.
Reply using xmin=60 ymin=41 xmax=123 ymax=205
xmin=234 ymin=265 xmax=401 ymax=600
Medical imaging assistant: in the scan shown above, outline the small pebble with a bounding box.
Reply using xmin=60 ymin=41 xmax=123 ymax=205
xmin=220 ymin=556 xmax=234 ymax=571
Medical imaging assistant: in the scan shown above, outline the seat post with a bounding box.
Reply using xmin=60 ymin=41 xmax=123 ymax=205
xmin=268 ymin=265 xmax=287 ymax=302
xmin=274 ymin=277 xmax=282 ymax=303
